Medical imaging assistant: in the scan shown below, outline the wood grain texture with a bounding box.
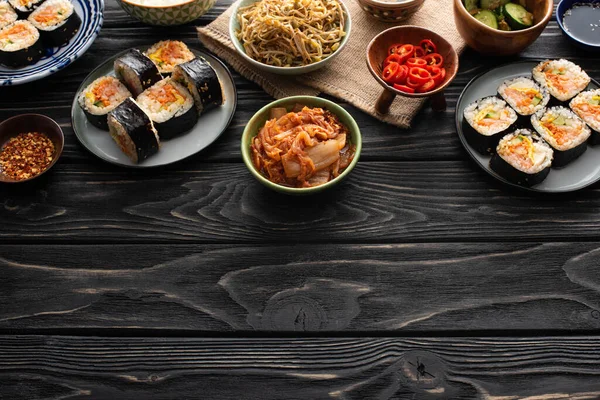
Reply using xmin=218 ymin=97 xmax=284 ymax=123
xmin=1 ymin=336 xmax=600 ymax=400
xmin=1 ymin=243 xmax=600 ymax=332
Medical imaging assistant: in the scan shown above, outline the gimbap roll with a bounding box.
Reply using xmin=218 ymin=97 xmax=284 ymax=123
xmin=531 ymin=106 xmax=591 ymax=167
xmin=498 ymin=77 xmax=549 ymax=116
xmin=136 ymin=77 xmax=197 ymax=140
xmin=463 ymin=96 xmax=518 ymax=154
xmin=490 ymin=129 xmax=553 ymax=187
xmin=28 ymin=0 xmax=80 ymax=47
xmin=114 ymin=49 xmax=162 ymax=97
xmin=532 ymin=59 xmax=590 ymax=102
xmin=172 ymin=57 xmax=224 ymax=115
xmin=8 ymin=0 xmax=45 ymax=18
xmin=78 ymin=76 xmax=132 ymax=130
xmin=0 ymin=20 xmax=43 ymax=68
xmin=107 ymin=98 xmax=160 ymax=164
xmin=144 ymin=40 xmax=195 ymax=75
xmin=0 ymin=1 xmax=18 ymax=30
xmin=569 ymin=89 xmax=600 ymax=145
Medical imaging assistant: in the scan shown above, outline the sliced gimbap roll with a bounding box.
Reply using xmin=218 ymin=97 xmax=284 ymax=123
xmin=0 ymin=20 xmax=43 ymax=68
xmin=107 ymin=97 xmax=160 ymax=164
xmin=78 ymin=76 xmax=132 ymax=130
xmin=28 ymin=0 xmax=80 ymax=47
xmin=136 ymin=77 xmax=197 ymax=140
xmin=114 ymin=49 xmax=163 ymax=97
xmin=463 ymin=96 xmax=518 ymax=154
xmin=532 ymin=59 xmax=590 ymax=102
xmin=144 ymin=40 xmax=195 ymax=75
xmin=490 ymin=129 xmax=553 ymax=187
xmin=0 ymin=1 xmax=18 ymax=30
xmin=569 ymin=89 xmax=600 ymax=145
xmin=498 ymin=77 xmax=549 ymax=116
xmin=8 ymin=0 xmax=45 ymax=18
xmin=531 ymin=106 xmax=591 ymax=167
xmin=172 ymin=57 xmax=224 ymax=115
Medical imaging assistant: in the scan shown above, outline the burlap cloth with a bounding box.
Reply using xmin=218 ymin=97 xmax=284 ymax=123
xmin=197 ymin=0 xmax=466 ymax=128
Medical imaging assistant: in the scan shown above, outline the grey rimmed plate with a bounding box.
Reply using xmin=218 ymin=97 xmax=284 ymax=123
xmin=71 ymin=47 xmax=237 ymax=168
xmin=456 ymin=61 xmax=600 ymax=193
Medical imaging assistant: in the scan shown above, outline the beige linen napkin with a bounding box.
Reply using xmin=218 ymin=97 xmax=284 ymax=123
xmin=198 ymin=0 xmax=466 ymax=128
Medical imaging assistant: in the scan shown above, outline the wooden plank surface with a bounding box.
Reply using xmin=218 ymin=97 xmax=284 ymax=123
xmin=1 ymin=243 xmax=600 ymax=332
xmin=1 ymin=336 xmax=600 ymax=400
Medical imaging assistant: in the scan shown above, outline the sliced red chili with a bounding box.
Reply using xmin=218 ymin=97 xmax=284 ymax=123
xmin=408 ymin=67 xmax=431 ymax=85
xmin=388 ymin=44 xmax=401 ymax=55
xmin=406 ymin=75 xmax=423 ymax=89
xmin=393 ymin=65 xmax=409 ymax=84
xmin=413 ymin=47 xmax=426 ymax=58
xmin=429 ymin=67 xmax=446 ymax=86
xmin=393 ymin=84 xmax=415 ymax=94
xmin=418 ymin=79 xmax=437 ymax=93
xmin=398 ymin=44 xmax=414 ymax=57
xmin=406 ymin=57 xmax=427 ymax=69
xmin=420 ymin=39 xmax=437 ymax=54
xmin=383 ymin=53 xmax=403 ymax=68
xmin=382 ymin=62 xmax=400 ymax=83
xmin=424 ymin=53 xmax=444 ymax=68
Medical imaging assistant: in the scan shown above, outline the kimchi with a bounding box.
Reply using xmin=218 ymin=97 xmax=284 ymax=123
xmin=251 ymin=105 xmax=356 ymax=188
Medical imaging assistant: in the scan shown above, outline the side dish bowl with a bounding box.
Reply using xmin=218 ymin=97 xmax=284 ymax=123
xmin=0 ymin=114 xmax=64 ymax=183
xmin=241 ymin=96 xmax=362 ymax=194
xmin=557 ymin=0 xmax=600 ymax=52
xmin=116 ymin=0 xmax=216 ymax=26
xmin=356 ymin=0 xmax=425 ymax=22
xmin=453 ymin=0 xmax=553 ymax=56
xmin=229 ymin=0 xmax=352 ymax=75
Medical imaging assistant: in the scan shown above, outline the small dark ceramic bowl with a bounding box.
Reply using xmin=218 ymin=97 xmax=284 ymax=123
xmin=0 ymin=114 xmax=64 ymax=183
xmin=557 ymin=0 xmax=600 ymax=52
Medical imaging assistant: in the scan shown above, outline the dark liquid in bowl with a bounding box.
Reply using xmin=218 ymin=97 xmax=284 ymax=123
xmin=563 ymin=3 xmax=600 ymax=45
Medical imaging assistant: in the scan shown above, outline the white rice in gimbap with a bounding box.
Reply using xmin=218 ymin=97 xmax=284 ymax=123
xmin=531 ymin=106 xmax=590 ymax=151
xmin=137 ymin=77 xmax=194 ymax=123
xmin=532 ymin=59 xmax=590 ymax=102
xmin=8 ymin=0 xmax=45 ymax=14
xmin=0 ymin=1 xmax=18 ymax=30
xmin=78 ymin=76 xmax=132 ymax=128
xmin=28 ymin=0 xmax=73 ymax=30
xmin=464 ymin=96 xmax=518 ymax=136
xmin=498 ymin=77 xmax=549 ymax=116
xmin=0 ymin=20 xmax=38 ymax=52
xmin=496 ymin=130 xmax=553 ymax=174
xmin=569 ymin=89 xmax=600 ymax=133
xmin=144 ymin=40 xmax=195 ymax=75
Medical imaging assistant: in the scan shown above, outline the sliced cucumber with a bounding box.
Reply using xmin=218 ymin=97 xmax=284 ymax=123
xmin=554 ymin=116 xmax=566 ymax=126
xmin=462 ymin=0 xmax=479 ymax=12
xmin=503 ymin=2 xmax=534 ymax=30
xmin=474 ymin=9 xmax=498 ymax=29
xmin=480 ymin=0 xmax=509 ymax=10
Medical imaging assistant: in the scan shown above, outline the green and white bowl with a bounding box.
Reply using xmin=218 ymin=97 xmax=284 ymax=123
xmin=229 ymin=0 xmax=352 ymax=75
xmin=241 ymin=96 xmax=362 ymax=195
xmin=117 ymin=0 xmax=216 ymax=26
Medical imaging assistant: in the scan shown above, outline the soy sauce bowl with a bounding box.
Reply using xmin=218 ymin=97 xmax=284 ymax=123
xmin=0 ymin=114 xmax=64 ymax=183
xmin=366 ymin=26 xmax=459 ymax=114
xmin=557 ymin=0 xmax=600 ymax=52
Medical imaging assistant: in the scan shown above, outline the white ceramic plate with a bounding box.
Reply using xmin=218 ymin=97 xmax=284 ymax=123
xmin=0 ymin=0 xmax=104 ymax=86
xmin=71 ymin=47 xmax=237 ymax=168
xmin=456 ymin=61 xmax=600 ymax=193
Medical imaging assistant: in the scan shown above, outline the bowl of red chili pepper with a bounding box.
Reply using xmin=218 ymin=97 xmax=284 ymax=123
xmin=366 ymin=26 xmax=459 ymax=114
xmin=0 ymin=114 xmax=64 ymax=183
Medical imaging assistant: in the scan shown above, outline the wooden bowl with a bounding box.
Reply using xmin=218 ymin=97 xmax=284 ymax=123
xmin=366 ymin=26 xmax=459 ymax=114
xmin=356 ymin=0 xmax=425 ymax=23
xmin=0 ymin=114 xmax=64 ymax=183
xmin=453 ymin=0 xmax=553 ymax=56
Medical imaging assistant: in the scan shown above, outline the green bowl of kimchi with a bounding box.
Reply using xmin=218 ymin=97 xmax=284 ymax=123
xmin=241 ymin=96 xmax=362 ymax=194
xmin=229 ymin=0 xmax=352 ymax=75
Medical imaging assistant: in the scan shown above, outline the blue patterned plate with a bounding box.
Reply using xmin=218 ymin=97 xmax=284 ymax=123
xmin=0 ymin=0 xmax=104 ymax=86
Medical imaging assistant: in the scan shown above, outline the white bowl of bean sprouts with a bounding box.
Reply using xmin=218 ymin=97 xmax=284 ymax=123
xmin=229 ymin=0 xmax=352 ymax=75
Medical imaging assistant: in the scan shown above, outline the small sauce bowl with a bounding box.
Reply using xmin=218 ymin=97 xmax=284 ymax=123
xmin=557 ymin=0 xmax=600 ymax=52
xmin=0 ymin=114 xmax=64 ymax=183
xmin=366 ymin=25 xmax=459 ymax=114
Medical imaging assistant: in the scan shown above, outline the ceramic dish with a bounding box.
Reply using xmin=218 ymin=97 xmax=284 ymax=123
xmin=557 ymin=0 xmax=600 ymax=52
xmin=71 ymin=47 xmax=237 ymax=168
xmin=116 ymin=0 xmax=216 ymax=26
xmin=0 ymin=0 xmax=104 ymax=86
xmin=229 ymin=0 xmax=351 ymax=75
xmin=356 ymin=0 xmax=425 ymax=22
xmin=0 ymin=114 xmax=64 ymax=183
xmin=456 ymin=61 xmax=600 ymax=193
xmin=241 ymin=96 xmax=362 ymax=195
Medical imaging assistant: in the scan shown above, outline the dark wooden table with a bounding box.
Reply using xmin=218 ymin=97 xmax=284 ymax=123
xmin=2 ymin=1 xmax=600 ymax=398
